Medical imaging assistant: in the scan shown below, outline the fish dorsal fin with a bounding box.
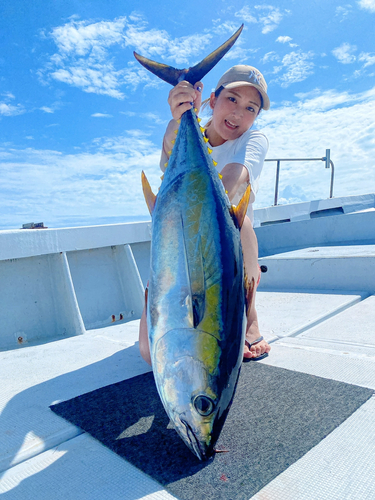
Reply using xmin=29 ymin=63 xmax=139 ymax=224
xmin=231 ymin=184 xmax=251 ymax=229
xmin=141 ymin=171 xmax=156 ymax=214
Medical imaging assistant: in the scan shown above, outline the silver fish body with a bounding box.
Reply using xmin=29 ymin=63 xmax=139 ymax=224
xmin=147 ymin=108 xmax=246 ymax=460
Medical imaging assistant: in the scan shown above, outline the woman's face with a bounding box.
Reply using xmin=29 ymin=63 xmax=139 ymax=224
xmin=209 ymin=85 xmax=261 ymax=145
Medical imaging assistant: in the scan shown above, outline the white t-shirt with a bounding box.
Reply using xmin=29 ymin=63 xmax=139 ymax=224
xmin=160 ymin=127 xmax=269 ymax=224
xmin=210 ymin=129 xmax=269 ymax=224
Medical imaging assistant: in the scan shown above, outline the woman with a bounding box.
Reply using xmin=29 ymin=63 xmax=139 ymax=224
xmin=139 ymin=65 xmax=271 ymax=364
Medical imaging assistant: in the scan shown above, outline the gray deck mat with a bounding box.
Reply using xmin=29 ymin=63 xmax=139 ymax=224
xmin=50 ymin=363 xmax=373 ymax=500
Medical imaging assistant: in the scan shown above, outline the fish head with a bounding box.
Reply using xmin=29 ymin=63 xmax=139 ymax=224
xmin=153 ymin=327 xmax=238 ymax=460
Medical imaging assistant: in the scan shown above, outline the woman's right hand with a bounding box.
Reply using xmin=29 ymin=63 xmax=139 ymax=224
xmin=167 ymin=81 xmax=203 ymax=121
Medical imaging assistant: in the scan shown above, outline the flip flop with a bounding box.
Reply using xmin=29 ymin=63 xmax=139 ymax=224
xmin=243 ymin=336 xmax=269 ymax=362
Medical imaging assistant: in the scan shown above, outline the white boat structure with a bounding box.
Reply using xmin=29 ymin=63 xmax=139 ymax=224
xmin=1 ymin=192 xmax=375 ymax=498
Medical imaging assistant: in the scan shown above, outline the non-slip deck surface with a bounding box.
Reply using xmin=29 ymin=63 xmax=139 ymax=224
xmin=50 ymin=362 xmax=373 ymax=500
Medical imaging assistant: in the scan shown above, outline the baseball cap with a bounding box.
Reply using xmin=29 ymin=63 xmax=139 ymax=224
xmin=215 ymin=65 xmax=270 ymax=110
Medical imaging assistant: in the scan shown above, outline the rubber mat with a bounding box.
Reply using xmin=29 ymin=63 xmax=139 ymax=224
xmin=50 ymin=363 xmax=373 ymax=500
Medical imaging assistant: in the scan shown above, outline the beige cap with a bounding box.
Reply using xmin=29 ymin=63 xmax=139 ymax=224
xmin=215 ymin=65 xmax=270 ymax=110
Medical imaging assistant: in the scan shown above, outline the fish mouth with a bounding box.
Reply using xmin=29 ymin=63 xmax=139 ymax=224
xmin=181 ymin=419 xmax=213 ymax=461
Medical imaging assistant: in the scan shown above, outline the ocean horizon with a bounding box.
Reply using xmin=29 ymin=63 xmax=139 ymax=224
xmin=0 ymin=214 xmax=151 ymax=232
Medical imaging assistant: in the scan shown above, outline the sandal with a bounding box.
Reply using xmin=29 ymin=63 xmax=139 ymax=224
xmin=243 ymin=336 xmax=269 ymax=362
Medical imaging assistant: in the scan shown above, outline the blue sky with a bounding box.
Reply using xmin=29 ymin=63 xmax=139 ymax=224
xmin=1 ymin=0 xmax=375 ymax=229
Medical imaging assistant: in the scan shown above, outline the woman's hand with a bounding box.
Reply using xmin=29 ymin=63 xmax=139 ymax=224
xmin=167 ymin=81 xmax=203 ymax=121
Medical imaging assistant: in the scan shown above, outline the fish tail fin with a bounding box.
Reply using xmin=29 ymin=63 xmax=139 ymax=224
xmin=134 ymin=25 xmax=243 ymax=86
xmin=141 ymin=171 xmax=157 ymax=214
xmin=231 ymin=184 xmax=251 ymax=229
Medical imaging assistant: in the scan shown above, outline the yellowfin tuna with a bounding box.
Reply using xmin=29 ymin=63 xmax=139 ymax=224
xmin=136 ymin=25 xmax=251 ymax=460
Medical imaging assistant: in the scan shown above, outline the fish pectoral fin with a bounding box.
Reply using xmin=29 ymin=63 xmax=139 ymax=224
xmin=141 ymin=171 xmax=157 ymax=215
xmin=180 ymin=217 xmax=206 ymax=328
xmin=231 ymin=184 xmax=251 ymax=229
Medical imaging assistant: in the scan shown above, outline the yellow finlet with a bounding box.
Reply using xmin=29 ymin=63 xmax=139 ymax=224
xmin=207 ymin=147 xmax=212 ymax=154
xmin=177 ymin=119 xmax=181 ymax=124
xmin=141 ymin=171 xmax=157 ymax=215
xmin=218 ymin=172 xmax=222 ymax=178
xmin=164 ymin=162 xmax=168 ymax=168
xmin=174 ymin=129 xmax=178 ymax=134
xmin=200 ymin=126 xmax=205 ymax=133
xmin=232 ymin=184 xmax=251 ymax=229
xmin=197 ymin=117 xmax=202 ymax=123
xmin=167 ymin=150 xmax=172 ymax=156
xmin=213 ymin=160 xmax=218 ymax=166
xmin=171 ymin=139 xmax=175 ymax=144
xmin=204 ymin=136 xmax=209 ymax=143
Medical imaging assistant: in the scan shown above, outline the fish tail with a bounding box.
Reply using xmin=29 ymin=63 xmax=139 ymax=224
xmin=133 ymin=24 xmax=243 ymax=86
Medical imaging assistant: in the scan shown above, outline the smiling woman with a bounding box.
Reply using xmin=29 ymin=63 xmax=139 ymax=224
xmin=139 ymin=62 xmax=272 ymax=373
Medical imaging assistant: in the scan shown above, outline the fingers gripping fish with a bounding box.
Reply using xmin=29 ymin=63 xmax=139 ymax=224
xmin=135 ymin=25 xmax=252 ymax=461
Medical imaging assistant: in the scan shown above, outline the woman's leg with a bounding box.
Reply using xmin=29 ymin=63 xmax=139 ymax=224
xmin=241 ymin=215 xmax=271 ymax=359
xmin=220 ymin=162 xmax=270 ymax=359
xmin=139 ymin=289 xmax=152 ymax=365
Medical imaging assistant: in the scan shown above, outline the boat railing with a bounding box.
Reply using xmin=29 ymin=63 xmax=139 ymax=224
xmin=265 ymin=149 xmax=334 ymax=206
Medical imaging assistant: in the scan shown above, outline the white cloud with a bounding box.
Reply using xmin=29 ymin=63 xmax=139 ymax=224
xmin=335 ymin=5 xmax=353 ymax=20
xmin=273 ymin=51 xmax=315 ymax=88
xmin=223 ymin=43 xmax=258 ymax=61
xmin=0 ymin=133 xmax=161 ymax=227
xmin=91 ymin=113 xmax=113 ymax=118
xmin=50 ymin=17 xmax=127 ymax=58
xmin=332 ymin=43 xmax=357 ymax=64
xmin=1 ymin=87 xmax=375 ymax=221
xmin=276 ymin=36 xmax=292 ymax=43
xmin=40 ymin=106 xmax=54 ymax=113
xmin=255 ymin=5 xmax=285 ymax=34
xmin=262 ymin=51 xmax=280 ymax=64
xmin=211 ymin=20 xmax=241 ymax=35
xmin=255 ymin=87 xmax=375 ymax=207
xmin=0 ymin=101 xmax=25 ymax=117
xmin=2 ymin=91 xmax=15 ymax=99
xmin=235 ymin=5 xmax=286 ymax=34
xmin=0 ymin=92 xmax=25 ymax=116
xmin=41 ymin=15 xmax=221 ymax=97
xmin=234 ymin=6 xmax=258 ymax=24
xmin=120 ymin=111 xmax=167 ymax=125
xmin=357 ymin=0 xmax=375 ymax=12
xmin=358 ymin=52 xmax=375 ymax=67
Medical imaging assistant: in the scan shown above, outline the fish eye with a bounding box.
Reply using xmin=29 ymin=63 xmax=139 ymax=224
xmin=193 ymin=395 xmax=216 ymax=416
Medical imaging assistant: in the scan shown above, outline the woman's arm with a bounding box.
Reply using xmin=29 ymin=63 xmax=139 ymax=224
xmin=220 ymin=163 xmax=249 ymax=202
xmin=160 ymin=81 xmax=203 ymax=171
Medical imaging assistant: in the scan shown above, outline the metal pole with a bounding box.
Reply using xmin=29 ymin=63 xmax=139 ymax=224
xmin=274 ymin=160 xmax=280 ymax=206
xmin=329 ymin=160 xmax=334 ymax=198
xmin=325 ymin=149 xmax=330 ymax=170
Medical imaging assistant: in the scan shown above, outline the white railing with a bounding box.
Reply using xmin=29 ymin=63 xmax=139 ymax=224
xmin=265 ymin=149 xmax=334 ymax=205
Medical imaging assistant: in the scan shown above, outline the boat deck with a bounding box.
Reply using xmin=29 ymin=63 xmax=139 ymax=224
xmin=1 ymin=196 xmax=375 ymax=499
xmin=1 ymin=259 xmax=375 ymax=497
